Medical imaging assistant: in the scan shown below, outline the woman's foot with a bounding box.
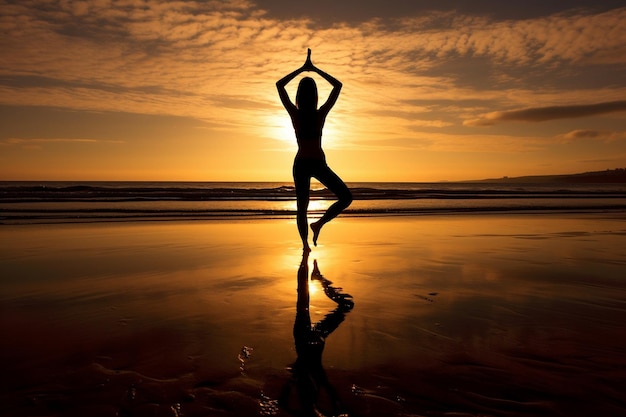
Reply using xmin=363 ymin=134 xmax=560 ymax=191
xmin=310 ymin=221 xmax=322 ymax=246
xmin=312 ymin=259 xmax=322 ymax=278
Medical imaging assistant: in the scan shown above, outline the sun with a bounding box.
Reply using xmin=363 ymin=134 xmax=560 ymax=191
xmin=265 ymin=113 xmax=296 ymax=146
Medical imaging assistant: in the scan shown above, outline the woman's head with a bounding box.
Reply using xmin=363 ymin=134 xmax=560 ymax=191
xmin=296 ymin=77 xmax=318 ymax=110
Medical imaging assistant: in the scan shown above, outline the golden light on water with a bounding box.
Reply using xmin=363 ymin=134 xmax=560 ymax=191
xmin=281 ymin=199 xmax=332 ymax=214
xmin=307 ymin=280 xmax=319 ymax=296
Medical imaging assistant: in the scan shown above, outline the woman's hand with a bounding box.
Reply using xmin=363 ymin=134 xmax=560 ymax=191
xmin=302 ymin=48 xmax=315 ymax=71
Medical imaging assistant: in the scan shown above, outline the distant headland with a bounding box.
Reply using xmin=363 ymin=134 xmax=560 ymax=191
xmin=470 ymin=168 xmax=626 ymax=183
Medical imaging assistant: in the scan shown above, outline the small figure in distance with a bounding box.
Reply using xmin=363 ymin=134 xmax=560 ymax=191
xmin=277 ymin=49 xmax=352 ymax=252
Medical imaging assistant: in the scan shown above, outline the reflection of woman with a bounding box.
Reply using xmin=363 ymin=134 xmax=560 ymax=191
xmin=279 ymin=252 xmax=354 ymax=416
xmin=277 ymin=49 xmax=352 ymax=252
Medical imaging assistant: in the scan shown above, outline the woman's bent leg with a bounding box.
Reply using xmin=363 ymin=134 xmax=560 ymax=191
xmin=311 ymin=164 xmax=352 ymax=246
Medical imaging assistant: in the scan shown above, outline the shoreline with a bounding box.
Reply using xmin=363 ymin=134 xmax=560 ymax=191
xmin=3 ymin=180 xmax=624 ymax=225
xmin=2 ymin=206 xmax=626 ymax=225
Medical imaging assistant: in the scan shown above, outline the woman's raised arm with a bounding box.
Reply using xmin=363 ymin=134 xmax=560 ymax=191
xmin=276 ymin=65 xmax=305 ymax=114
xmin=276 ymin=49 xmax=342 ymax=115
xmin=308 ymin=51 xmax=342 ymax=114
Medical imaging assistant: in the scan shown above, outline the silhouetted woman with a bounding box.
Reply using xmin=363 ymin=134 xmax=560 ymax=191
xmin=277 ymin=49 xmax=352 ymax=252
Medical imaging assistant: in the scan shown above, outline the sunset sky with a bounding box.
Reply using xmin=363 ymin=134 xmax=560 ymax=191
xmin=1 ymin=0 xmax=625 ymax=182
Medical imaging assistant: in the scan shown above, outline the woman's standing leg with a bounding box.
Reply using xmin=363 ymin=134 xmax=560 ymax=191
xmin=293 ymin=160 xmax=312 ymax=251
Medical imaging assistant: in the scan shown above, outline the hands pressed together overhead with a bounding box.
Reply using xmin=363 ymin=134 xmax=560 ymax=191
xmin=301 ymin=48 xmax=316 ymax=72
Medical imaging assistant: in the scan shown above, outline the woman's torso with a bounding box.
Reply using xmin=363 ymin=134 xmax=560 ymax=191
xmin=292 ymin=109 xmax=325 ymax=160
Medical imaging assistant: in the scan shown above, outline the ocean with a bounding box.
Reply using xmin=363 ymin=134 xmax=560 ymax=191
xmin=1 ymin=181 xmax=625 ymax=224
xmin=2 ymin=183 xmax=626 ymax=416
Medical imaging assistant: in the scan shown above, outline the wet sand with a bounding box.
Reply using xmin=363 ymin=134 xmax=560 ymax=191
xmin=1 ymin=214 xmax=626 ymax=416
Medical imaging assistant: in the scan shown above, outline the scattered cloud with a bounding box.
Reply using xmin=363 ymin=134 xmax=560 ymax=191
xmin=335 ymin=131 xmax=547 ymax=153
xmin=464 ymin=101 xmax=626 ymax=126
xmin=2 ymin=2 xmax=626 ymax=123
xmin=579 ymin=157 xmax=626 ymax=164
xmin=558 ymin=129 xmax=626 ymax=142
xmin=1 ymin=1 xmax=625 ymax=179
xmin=1 ymin=138 xmax=124 ymax=146
xmin=255 ymin=0 xmax=626 ymax=22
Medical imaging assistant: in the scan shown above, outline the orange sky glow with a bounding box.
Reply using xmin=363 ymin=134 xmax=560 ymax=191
xmin=1 ymin=0 xmax=625 ymax=182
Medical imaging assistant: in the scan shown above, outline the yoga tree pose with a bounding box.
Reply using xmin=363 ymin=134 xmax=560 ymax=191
xmin=277 ymin=49 xmax=352 ymax=252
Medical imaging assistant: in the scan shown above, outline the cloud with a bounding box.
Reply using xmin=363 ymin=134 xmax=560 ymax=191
xmin=257 ymin=1 xmax=625 ymax=26
xmin=1 ymin=0 xmax=625 ymax=147
xmin=390 ymin=7 xmax=626 ymax=66
xmin=1 ymin=138 xmax=124 ymax=146
xmin=558 ymin=129 xmax=626 ymax=142
xmin=334 ymin=131 xmax=548 ymax=153
xmin=579 ymin=157 xmax=626 ymax=164
xmin=464 ymin=101 xmax=626 ymax=126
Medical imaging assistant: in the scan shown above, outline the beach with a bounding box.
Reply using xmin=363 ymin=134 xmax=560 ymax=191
xmin=2 ymin=213 xmax=626 ymax=416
